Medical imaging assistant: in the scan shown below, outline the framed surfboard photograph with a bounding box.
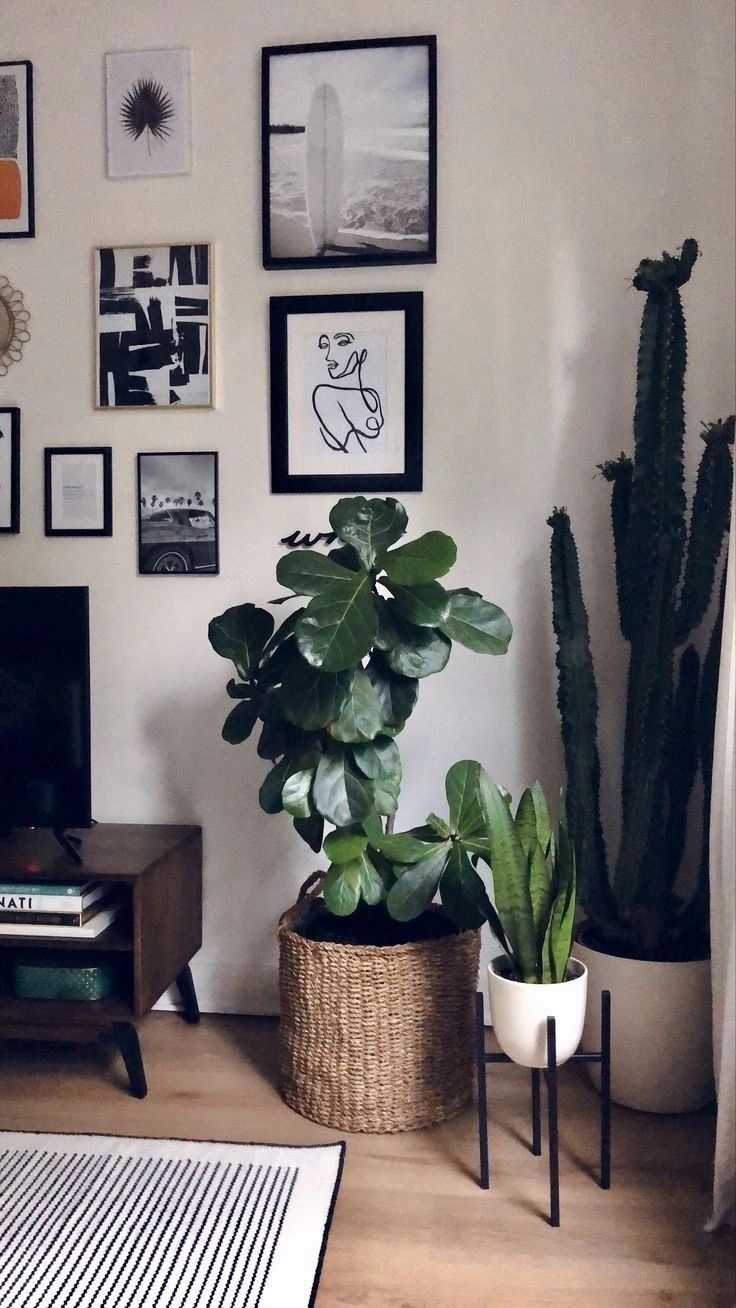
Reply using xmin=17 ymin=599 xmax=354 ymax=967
xmin=261 ymin=36 xmax=437 ymax=270
xmin=270 ymin=291 xmax=423 ymax=494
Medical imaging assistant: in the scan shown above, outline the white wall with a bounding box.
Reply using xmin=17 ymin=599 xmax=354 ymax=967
xmin=3 ymin=0 xmax=734 ymax=1013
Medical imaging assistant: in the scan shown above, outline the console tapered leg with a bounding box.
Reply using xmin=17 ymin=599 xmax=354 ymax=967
xmin=111 ymin=1022 xmax=147 ymax=1099
xmin=475 ymin=992 xmax=490 ymax=1190
xmin=176 ymin=964 xmax=200 ymax=1024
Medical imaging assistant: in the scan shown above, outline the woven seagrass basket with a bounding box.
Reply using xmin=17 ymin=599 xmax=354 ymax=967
xmin=278 ymin=877 xmax=481 ymax=1133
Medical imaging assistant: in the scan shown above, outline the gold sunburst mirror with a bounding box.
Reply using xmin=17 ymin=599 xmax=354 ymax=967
xmin=0 ymin=276 xmax=31 ymax=376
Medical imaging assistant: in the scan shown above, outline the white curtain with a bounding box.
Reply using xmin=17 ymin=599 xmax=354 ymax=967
xmin=707 ymin=469 xmax=736 ymax=1232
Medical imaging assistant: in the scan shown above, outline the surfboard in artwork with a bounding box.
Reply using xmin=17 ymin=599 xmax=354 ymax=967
xmin=305 ymin=83 xmax=344 ymax=255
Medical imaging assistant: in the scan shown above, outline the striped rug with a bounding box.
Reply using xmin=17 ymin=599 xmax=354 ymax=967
xmin=0 ymin=1132 xmax=345 ymax=1308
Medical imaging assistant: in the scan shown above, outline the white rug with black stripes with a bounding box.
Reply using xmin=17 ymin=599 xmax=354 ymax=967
xmin=0 ymin=1132 xmax=345 ymax=1308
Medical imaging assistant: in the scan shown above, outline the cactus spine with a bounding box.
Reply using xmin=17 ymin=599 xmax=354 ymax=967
xmin=548 ymin=241 xmax=733 ymax=958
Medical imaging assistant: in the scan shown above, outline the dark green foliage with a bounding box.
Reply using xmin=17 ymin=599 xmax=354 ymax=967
xmin=209 ymin=497 xmax=512 ymax=922
xmin=549 ymin=240 xmax=733 ymax=959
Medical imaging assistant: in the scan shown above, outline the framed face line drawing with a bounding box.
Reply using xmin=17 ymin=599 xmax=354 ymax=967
xmin=261 ymin=36 xmax=437 ymax=270
xmin=0 ymin=61 xmax=34 ymax=239
xmin=269 ymin=291 xmax=423 ymax=494
xmin=0 ymin=407 xmax=20 ymax=533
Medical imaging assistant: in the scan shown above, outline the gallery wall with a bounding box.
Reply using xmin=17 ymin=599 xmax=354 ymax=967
xmin=2 ymin=0 xmax=734 ymax=1013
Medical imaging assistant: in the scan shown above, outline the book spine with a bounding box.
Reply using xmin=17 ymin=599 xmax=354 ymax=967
xmin=0 ymin=905 xmax=119 ymax=939
xmin=0 ymin=910 xmax=85 ymax=927
xmin=0 ymin=883 xmax=90 ymax=897
xmin=0 ymin=887 xmax=104 ymax=914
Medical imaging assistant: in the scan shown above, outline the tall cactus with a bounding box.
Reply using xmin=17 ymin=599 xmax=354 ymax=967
xmin=548 ymin=242 xmax=733 ymax=959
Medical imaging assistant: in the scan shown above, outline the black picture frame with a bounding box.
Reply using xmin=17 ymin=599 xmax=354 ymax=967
xmin=270 ymin=291 xmax=423 ymax=494
xmin=0 ymin=60 xmax=35 ymax=240
xmin=0 ymin=407 xmax=20 ymax=533
xmin=137 ymin=451 xmax=219 ymax=575
xmin=44 ymin=447 xmax=112 ymax=537
xmin=261 ymin=36 xmax=437 ymax=270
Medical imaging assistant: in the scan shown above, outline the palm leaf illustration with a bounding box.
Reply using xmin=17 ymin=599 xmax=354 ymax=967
xmin=120 ymin=79 xmax=175 ymax=154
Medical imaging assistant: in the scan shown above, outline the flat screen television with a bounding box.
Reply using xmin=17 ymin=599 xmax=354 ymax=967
xmin=0 ymin=586 xmax=91 ymax=834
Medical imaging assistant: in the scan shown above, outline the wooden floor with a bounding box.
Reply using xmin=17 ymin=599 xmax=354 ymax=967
xmin=0 ymin=1013 xmax=733 ymax=1306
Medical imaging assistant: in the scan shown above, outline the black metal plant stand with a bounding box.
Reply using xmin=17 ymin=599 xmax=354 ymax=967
xmin=474 ymin=988 xmax=612 ymax=1227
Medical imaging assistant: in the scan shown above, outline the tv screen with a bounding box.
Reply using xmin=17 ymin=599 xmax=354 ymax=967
xmin=0 ymin=586 xmax=91 ymax=831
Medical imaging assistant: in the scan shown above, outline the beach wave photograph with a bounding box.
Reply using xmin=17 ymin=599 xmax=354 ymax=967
xmin=262 ymin=37 xmax=436 ymax=268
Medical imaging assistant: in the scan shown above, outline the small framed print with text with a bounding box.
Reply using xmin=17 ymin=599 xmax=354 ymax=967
xmin=44 ymin=447 xmax=112 ymax=537
xmin=269 ymin=291 xmax=423 ymax=494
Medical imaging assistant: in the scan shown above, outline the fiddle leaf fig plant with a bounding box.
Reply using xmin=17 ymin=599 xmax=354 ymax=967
xmin=209 ymin=497 xmax=512 ymax=920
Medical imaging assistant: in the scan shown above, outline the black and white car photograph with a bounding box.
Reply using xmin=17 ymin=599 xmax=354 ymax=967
xmin=137 ymin=451 xmax=218 ymax=574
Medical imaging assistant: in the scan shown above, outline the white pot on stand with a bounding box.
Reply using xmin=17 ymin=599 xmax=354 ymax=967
xmin=487 ymin=956 xmax=588 ymax=1068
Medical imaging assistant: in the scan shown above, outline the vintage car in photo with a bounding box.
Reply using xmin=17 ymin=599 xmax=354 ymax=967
xmin=139 ymin=507 xmax=217 ymax=573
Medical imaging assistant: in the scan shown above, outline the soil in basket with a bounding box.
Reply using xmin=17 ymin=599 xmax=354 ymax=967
xmin=297 ymin=902 xmax=460 ymax=948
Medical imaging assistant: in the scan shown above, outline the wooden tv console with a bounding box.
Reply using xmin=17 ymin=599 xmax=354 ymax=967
xmin=0 ymin=823 xmax=202 ymax=1098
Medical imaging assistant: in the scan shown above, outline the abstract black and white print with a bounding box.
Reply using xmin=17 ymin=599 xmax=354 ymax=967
xmin=96 ymin=244 xmax=211 ymax=408
xmin=263 ymin=37 xmax=436 ymax=269
xmin=106 ymin=49 xmax=191 ymax=178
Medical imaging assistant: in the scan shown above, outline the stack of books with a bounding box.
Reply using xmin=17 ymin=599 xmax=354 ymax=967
xmin=0 ymin=881 xmax=121 ymax=939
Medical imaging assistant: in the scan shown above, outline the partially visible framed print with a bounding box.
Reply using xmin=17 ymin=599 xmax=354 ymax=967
xmin=137 ymin=451 xmax=219 ymax=575
xmin=262 ymin=36 xmax=436 ymax=270
xmin=96 ymin=244 xmax=212 ymax=408
xmin=106 ymin=49 xmax=191 ymax=178
xmin=0 ymin=61 xmax=34 ymax=239
xmin=270 ymin=292 xmax=423 ymax=494
xmin=0 ymin=407 xmax=20 ymax=532
xmin=44 ymin=447 xmax=112 ymax=537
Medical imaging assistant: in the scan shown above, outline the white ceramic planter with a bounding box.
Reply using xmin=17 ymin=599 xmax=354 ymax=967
xmin=575 ymin=941 xmax=714 ymax=1113
xmin=487 ymin=957 xmax=588 ymax=1068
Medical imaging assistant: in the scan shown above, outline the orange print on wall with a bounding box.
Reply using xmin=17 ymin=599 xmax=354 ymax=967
xmin=0 ymin=160 xmax=22 ymax=219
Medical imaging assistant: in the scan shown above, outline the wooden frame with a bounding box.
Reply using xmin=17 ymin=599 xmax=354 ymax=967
xmin=44 ymin=446 xmax=113 ymax=537
xmin=0 ymin=60 xmax=35 ymax=239
xmin=270 ymin=291 xmax=423 ymax=494
xmin=137 ymin=450 xmax=219 ymax=575
xmin=261 ymin=36 xmax=437 ymax=270
xmin=0 ymin=406 xmax=20 ymax=533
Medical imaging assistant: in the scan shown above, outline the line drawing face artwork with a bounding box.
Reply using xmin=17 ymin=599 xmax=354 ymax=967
xmin=106 ymin=50 xmax=191 ymax=178
xmin=96 ymin=244 xmax=212 ymax=408
xmin=120 ymin=78 xmax=175 ymax=155
xmin=312 ymin=331 xmax=385 ymax=453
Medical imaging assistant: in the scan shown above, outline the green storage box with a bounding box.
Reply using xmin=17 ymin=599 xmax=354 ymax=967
xmin=11 ymin=953 xmax=116 ymax=1002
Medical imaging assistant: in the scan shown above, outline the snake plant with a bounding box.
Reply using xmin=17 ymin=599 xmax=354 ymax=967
xmin=548 ymin=240 xmax=734 ymax=959
xmin=209 ymin=497 xmax=512 ymax=920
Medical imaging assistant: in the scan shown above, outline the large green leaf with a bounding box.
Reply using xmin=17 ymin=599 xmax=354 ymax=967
xmin=373 ymin=596 xmax=405 ymax=651
xmin=528 ymin=840 xmax=552 ymax=941
xmin=280 ymin=661 xmax=352 ymax=730
xmin=439 ymin=589 xmax=512 ymax=655
xmin=208 ymin=604 xmax=274 ymax=679
xmin=329 ymin=670 xmax=383 ymax=743
xmin=445 ymin=760 xmax=485 ymax=839
xmin=380 ymin=531 xmax=457 ymax=585
xmin=329 ymin=497 xmax=407 ymax=570
xmin=515 ymin=788 xmax=539 ymax=857
xmin=544 ymin=815 xmax=577 ymax=982
xmin=222 ymin=698 xmax=261 ymax=745
xmin=281 ymin=768 xmax=315 ymax=819
xmin=226 ymin=679 xmax=255 ymax=700
xmin=293 ymin=812 xmax=324 ymax=853
xmin=296 ymin=573 xmax=377 ymax=672
xmin=312 ymin=751 xmax=374 ymax=826
xmin=366 ymin=656 xmax=418 ymax=729
xmin=440 ymin=843 xmax=493 ymax=930
xmin=276 ymin=550 xmax=362 ymax=597
xmin=387 ymin=581 xmax=450 ymax=628
xmin=384 ymin=624 xmax=451 ymax=679
xmin=386 ymin=843 xmax=450 ymax=921
xmin=478 ymin=772 xmax=538 ymax=982
xmin=323 ymin=828 xmax=368 ymax=863
xmin=352 ymin=736 xmax=401 ymax=816
xmin=262 ymin=607 xmax=305 ymax=656
xmin=258 ymin=635 xmax=301 ymax=690
xmin=323 ymin=862 xmax=362 ymax=916
xmin=372 ymin=829 xmax=442 ymax=864
xmin=258 ymin=758 xmax=292 ymax=814
xmin=531 ymin=781 xmax=552 ymax=856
